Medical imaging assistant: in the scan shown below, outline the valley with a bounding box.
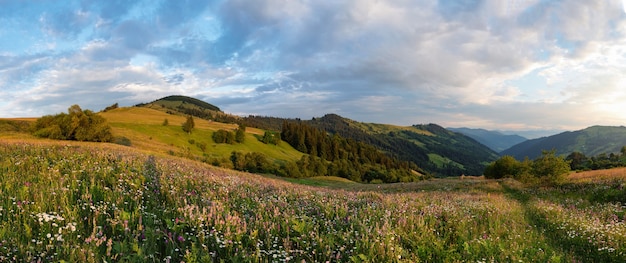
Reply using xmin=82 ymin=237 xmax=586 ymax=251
xmin=2 ymin=97 xmax=626 ymax=262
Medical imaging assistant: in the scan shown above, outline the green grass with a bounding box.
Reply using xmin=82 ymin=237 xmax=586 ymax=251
xmin=4 ymin=140 xmax=626 ymax=262
xmin=101 ymin=107 xmax=304 ymax=163
xmin=427 ymin=153 xmax=464 ymax=169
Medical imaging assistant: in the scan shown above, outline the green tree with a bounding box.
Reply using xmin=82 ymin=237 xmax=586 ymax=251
xmin=532 ymin=149 xmax=570 ymax=185
xmin=235 ymin=124 xmax=246 ymax=143
xmin=566 ymin=151 xmax=589 ymax=171
xmin=182 ymin=116 xmax=195 ymax=134
xmin=213 ymin=129 xmax=235 ymax=144
xmin=484 ymin=155 xmax=521 ymax=179
xmin=230 ymin=151 xmax=246 ymax=171
xmin=262 ymin=131 xmax=280 ymax=145
xmin=32 ymin=105 xmax=112 ymax=142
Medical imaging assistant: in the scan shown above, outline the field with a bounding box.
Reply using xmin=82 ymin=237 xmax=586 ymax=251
xmin=99 ymin=107 xmax=304 ymax=163
xmin=1 ymin=140 xmax=626 ymax=262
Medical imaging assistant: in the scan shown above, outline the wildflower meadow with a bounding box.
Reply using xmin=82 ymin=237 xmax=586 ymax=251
xmin=1 ymin=141 xmax=625 ymax=262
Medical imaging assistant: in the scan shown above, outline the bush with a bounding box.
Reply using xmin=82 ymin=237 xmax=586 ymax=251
xmin=484 ymin=155 xmax=521 ymax=179
xmin=532 ymin=150 xmax=570 ymax=185
xmin=102 ymin=103 xmax=119 ymax=112
xmin=32 ymin=105 xmax=113 ymax=142
xmin=113 ymin=136 xmax=132 ymax=146
xmin=196 ymin=142 xmax=206 ymax=152
xmin=485 ymin=150 xmax=570 ymax=186
xmin=213 ymin=129 xmax=235 ymax=144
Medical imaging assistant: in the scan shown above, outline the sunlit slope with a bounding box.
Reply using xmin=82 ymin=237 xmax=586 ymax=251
xmin=100 ymin=107 xmax=304 ymax=162
xmin=3 ymin=140 xmax=626 ymax=261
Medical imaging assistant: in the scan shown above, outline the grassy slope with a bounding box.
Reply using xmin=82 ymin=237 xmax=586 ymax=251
xmin=3 ymin=140 xmax=626 ymax=262
xmin=100 ymin=107 xmax=304 ymax=162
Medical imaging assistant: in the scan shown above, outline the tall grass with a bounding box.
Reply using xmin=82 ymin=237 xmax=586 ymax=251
xmin=1 ymin=141 xmax=625 ymax=261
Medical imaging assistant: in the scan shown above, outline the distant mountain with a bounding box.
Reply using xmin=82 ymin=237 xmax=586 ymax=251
xmin=501 ymin=126 xmax=626 ymax=160
xmin=246 ymin=114 xmax=499 ymax=176
xmin=448 ymin=127 xmax=527 ymax=152
xmin=498 ymin=129 xmax=563 ymax=140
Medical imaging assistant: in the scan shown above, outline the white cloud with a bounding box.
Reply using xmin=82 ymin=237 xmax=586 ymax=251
xmin=3 ymin=0 xmax=626 ymax=132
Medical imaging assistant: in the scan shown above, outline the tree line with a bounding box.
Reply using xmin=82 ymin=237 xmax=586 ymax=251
xmin=486 ymin=147 xmax=626 ymax=185
xmin=279 ymin=120 xmax=425 ymax=183
xmin=566 ymin=147 xmax=626 ymax=171
xmin=485 ymin=150 xmax=571 ymax=185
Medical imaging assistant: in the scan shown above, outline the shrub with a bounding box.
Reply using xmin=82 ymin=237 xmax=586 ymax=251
xmin=113 ymin=136 xmax=132 ymax=146
xmin=532 ymin=149 xmax=570 ymax=185
xmin=213 ymin=129 xmax=235 ymax=144
xmin=32 ymin=105 xmax=113 ymax=142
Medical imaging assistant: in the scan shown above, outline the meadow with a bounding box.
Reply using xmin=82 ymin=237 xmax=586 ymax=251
xmin=1 ymin=140 xmax=626 ymax=262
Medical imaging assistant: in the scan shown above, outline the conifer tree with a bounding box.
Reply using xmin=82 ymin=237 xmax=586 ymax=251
xmin=182 ymin=116 xmax=195 ymax=134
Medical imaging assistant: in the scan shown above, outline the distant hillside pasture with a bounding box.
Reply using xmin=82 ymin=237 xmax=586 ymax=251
xmin=99 ymin=107 xmax=302 ymax=163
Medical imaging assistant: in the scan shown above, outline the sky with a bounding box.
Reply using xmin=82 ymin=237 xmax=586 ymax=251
xmin=2 ymin=0 xmax=626 ymax=134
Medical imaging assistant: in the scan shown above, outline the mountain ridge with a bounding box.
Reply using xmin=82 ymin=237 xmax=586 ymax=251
xmin=501 ymin=125 xmax=626 ymax=160
xmin=448 ymin=127 xmax=527 ymax=152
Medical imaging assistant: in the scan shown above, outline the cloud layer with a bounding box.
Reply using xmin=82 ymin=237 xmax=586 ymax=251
xmin=1 ymin=0 xmax=626 ymax=132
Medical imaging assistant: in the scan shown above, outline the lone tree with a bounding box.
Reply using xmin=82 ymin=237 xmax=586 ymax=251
xmin=182 ymin=116 xmax=195 ymax=134
xmin=235 ymin=124 xmax=246 ymax=143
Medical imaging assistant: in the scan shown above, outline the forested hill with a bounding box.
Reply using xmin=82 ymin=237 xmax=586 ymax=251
xmin=245 ymin=114 xmax=499 ymax=176
xmin=501 ymin=126 xmax=626 ymax=160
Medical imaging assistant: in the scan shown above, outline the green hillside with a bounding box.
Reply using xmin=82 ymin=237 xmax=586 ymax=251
xmin=502 ymin=126 xmax=626 ymax=160
xmin=307 ymin=114 xmax=499 ymax=176
xmin=100 ymin=107 xmax=304 ymax=164
xmin=244 ymin=114 xmax=499 ymax=176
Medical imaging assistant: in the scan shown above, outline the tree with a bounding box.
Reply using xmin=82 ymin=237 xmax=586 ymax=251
xmin=162 ymin=118 xmax=169 ymax=126
xmin=532 ymin=149 xmax=570 ymax=185
xmin=566 ymin=151 xmax=589 ymax=171
xmin=235 ymin=124 xmax=246 ymax=143
xmin=262 ymin=131 xmax=280 ymax=145
xmin=182 ymin=116 xmax=195 ymax=134
xmin=213 ymin=129 xmax=235 ymax=144
xmin=32 ymin=104 xmax=113 ymax=142
xmin=484 ymin=155 xmax=521 ymax=179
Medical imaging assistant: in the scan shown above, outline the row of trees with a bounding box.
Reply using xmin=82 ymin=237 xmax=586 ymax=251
xmin=32 ymin=105 xmax=113 ymax=142
xmin=566 ymin=147 xmax=626 ymax=171
xmin=280 ymin=121 xmax=424 ymax=183
xmin=485 ymin=150 xmax=571 ymax=185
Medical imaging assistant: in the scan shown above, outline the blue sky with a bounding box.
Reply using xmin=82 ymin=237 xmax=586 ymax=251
xmin=2 ymin=0 xmax=626 ymax=133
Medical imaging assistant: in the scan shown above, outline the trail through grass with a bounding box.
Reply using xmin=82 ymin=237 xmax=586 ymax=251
xmin=2 ymin=140 xmax=626 ymax=262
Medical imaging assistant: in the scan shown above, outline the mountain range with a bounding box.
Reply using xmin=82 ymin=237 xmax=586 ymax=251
xmin=447 ymin=127 xmax=527 ymax=152
xmin=136 ymin=96 xmax=500 ymax=176
xmin=4 ymin=95 xmax=626 ymax=178
xmin=135 ymin=96 xmax=626 ymax=173
xmin=501 ymin=126 xmax=626 ymax=159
